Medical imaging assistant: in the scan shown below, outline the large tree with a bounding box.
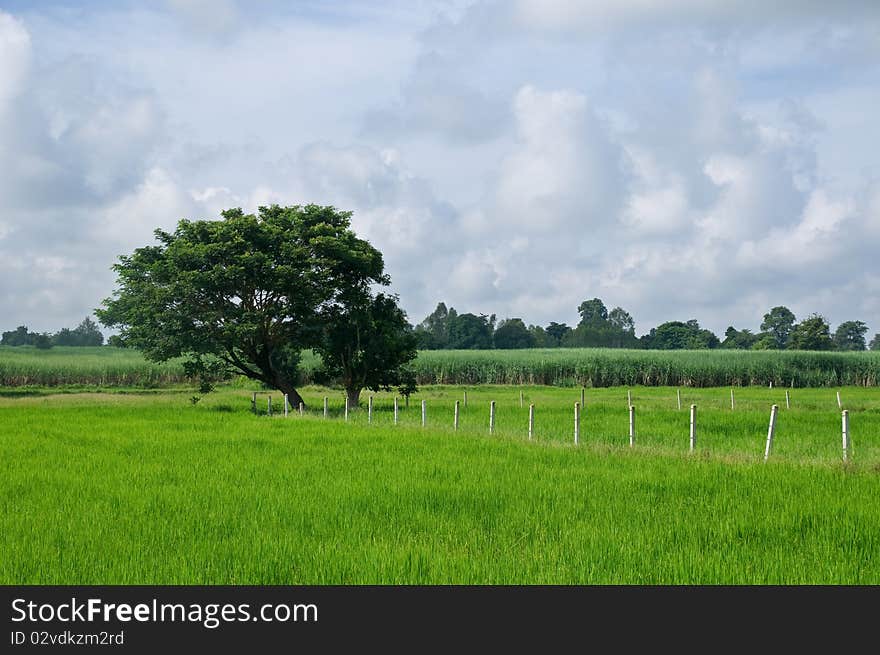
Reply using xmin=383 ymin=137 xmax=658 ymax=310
xmin=96 ymin=204 xmax=392 ymax=408
xmin=493 ymin=318 xmax=535 ymax=349
xmin=577 ymin=298 xmax=609 ymax=327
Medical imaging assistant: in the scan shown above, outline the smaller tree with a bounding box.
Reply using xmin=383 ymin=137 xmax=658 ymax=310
xmin=833 ymin=320 xmax=868 ymax=351
xmin=448 ymin=313 xmax=495 ymax=349
xmin=494 ymin=318 xmax=535 ymax=349
xmin=870 ymin=333 xmax=880 ymax=351
xmin=721 ymin=326 xmax=759 ymax=350
xmin=313 ymin=293 xmax=418 ymax=408
xmin=544 ymin=322 xmax=571 ymax=347
xmin=788 ymin=314 xmax=833 ymax=350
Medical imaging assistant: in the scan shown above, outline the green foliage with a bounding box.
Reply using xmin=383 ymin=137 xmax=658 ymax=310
xmin=721 ymin=326 xmax=759 ymax=349
xmin=493 ymin=318 xmax=535 ymax=349
xmin=871 ymin=333 xmax=880 ymax=351
xmin=577 ymin=298 xmax=608 ymax=326
xmin=52 ymin=317 xmax=104 ymax=346
xmin=1 ymin=325 xmax=52 ymax=348
xmin=312 ymin=292 xmax=418 ymax=406
xmin=789 ymin=314 xmax=833 ymax=351
xmin=544 ymin=322 xmax=571 ymax=346
xmin=448 ymin=312 xmax=495 ymax=349
xmin=642 ymin=320 xmax=719 ymax=350
xmin=833 ymin=320 xmax=868 ymax=351
xmin=96 ymin=204 xmax=388 ymax=406
xmin=761 ymin=306 xmax=796 ymax=349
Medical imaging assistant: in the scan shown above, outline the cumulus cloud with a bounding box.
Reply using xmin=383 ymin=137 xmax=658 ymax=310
xmin=1 ymin=1 xmax=879 ymax=339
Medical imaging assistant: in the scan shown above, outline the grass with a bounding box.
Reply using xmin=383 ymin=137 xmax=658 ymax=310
xmin=2 ymin=385 xmax=880 ymax=584
xmin=4 ymin=345 xmax=879 ymax=390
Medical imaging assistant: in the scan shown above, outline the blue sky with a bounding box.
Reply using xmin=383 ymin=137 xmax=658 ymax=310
xmin=1 ymin=1 xmax=879 ymax=338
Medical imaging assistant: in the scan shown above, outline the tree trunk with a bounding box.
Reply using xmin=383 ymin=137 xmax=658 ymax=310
xmin=276 ymin=380 xmax=306 ymax=409
xmin=346 ymin=387 xmax=362 ymax=409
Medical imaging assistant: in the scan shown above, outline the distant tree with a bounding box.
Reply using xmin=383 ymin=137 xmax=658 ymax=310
xmin=760 ymin=306 xmax=796 ymax=349
xmin=53 ymin=317 xmax=104 ymax=346
xmin=833 ymin=320 xmax=868 ymax=351
xmin=494 ymin=318 xmax=535 ymax=349
xmin=1 ymin=326 xmax=32 ymax=346
xmin=312 ymin=292 xmax=418 ymax=408
xmin=33 ymin=333 xmax=53 ymax=349
xmin=642 ymin=320 xmax=718 ymax=350
xmin=527 ymin=324 xmax=547 ymax=347
xmin=608 ymin=307 xmax=635 ymax=334
xmin=721 ymin=326 xmax=759 ymax=350
xmin=448 ymin=313 xmax=494 ymax=349
xmin=750 ymin=333 xmax=777 ymax=350
xmin=107 ymin=335 xmax=127 ymax=348
xmin=415 ymin=302 xmax=457 ymax=349
xmin=544 ymin=322 xmax=571 ymax=347
xmin=577 ymin=298 xmax=609 ymax=327
xmin=870 ymin=333 xmax=880 ymax=351
xmin=788 ymin=314 xmax=833 ymax=350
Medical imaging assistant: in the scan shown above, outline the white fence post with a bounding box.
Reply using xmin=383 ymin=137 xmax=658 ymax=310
xmin=267 ymin=397 xmax=272 ymax=416
xmin=677 ymin=389 xmax=681 ymax=411
xmin=689 ymin=404 xmax=697 ymax=452
xmin=323 ymin=396 xmax=328 ymax=419
xmin=284 ymin=394 xmax=289 ymax=417
xmin=785 ymin=390 xmax=790 ymax=410
xmin=528 ymin=404 xmax=534 ymax=441
xmin=730 ymin=389 xmax=735 ymax=411
xmin=421 ymin=399 xmax=426 ymax=427
xmin=368 ymin=396 xmax=373 ymax=424
xmin=454 ymin=400 xmax=459 ymax=431
xmin=298 ymin=402 xmax=303 ymax=416
xmin=764 ymin=405 xmax=779 ymax=461
xmin=837 ymin=391 xmax=842 ymax=409
xmin=489 ymin=401 xmax=496 ymax=434
xmin=629 ymin=405 xmax=635 ymax=447
xmin=842 ymin=410 xmax=850 ymax=462
xmin=574 ymin=402 xmax=580 ymax=445
xmin=344 ymin=397 xmax=349 ymax=422
xmin=394 ymin=397 xmax=399 ymax=425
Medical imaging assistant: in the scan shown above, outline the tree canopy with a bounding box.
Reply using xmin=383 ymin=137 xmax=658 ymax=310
xmin=96 ymin=204 xmax=415 ymax=406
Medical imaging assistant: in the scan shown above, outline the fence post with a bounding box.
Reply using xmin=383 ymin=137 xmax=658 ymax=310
xmin=368 ymin=396 xmax=373 ymax=424
xmin=323 ymin=396 xmax=328 ymax=419
xmin=627 ymin=390 xmax=632 ymax=407
xmin=837 ymin=391 xmax=842 ymax=410
xmin=677 ymin=389 xmax=681 ymax=411
xmin=284 ymin=394 xmax=289 ymax=417
xmin=528 ymin=404 xmax=534 ymax=441
xmin=454 ymin=401 xmax=459 ymax=431
xmin=421 ymin=399 xmax=426 ymax=427
xmin=489 ymin=401 xmax=496 ymax=435
xmin=764 ymin=405 xmax=779 ymax=461
xmin=785 ymin=390 xmax=790 ymax=410
xmin=267 ymin=397 xmax=272 ymax=416
xmin=520 ymin=390 xmax=524 ymax=408
xmin=574 ymin=402 xmax=580 ymax=445
xmin=842 ymin=410 xmax=850 ymax=462
xmin=298 ymin=402 xmax=304 ymax=417
xmin=251 ymin=392 xmax=256 ymax=415
xmin=629 ymin=405 xmax=635 ymax=447
xmin=394 ymin=397 xmax=399 ymax=425
xmin=344 ymin=397 xmax=349 ymax=422
xmin=730 ymin=389 xmax=735 ymax=411
xmin=463 ymin=391 xmax=468 ymax=408
xmin=581 ymin=387 xmax=585 ymax=408
xmin=689 ymin=405 xmax=696 ymax=452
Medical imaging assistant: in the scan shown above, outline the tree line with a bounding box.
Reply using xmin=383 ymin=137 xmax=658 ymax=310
xmin=413 ymin=300 xmax=880 ymax=352
xmin=0 ymin=318 xmax=106 ymax=348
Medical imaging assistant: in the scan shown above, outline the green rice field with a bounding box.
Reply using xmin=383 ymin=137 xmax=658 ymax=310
xmin=2 ymin=384 xmax=879 ymax=584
